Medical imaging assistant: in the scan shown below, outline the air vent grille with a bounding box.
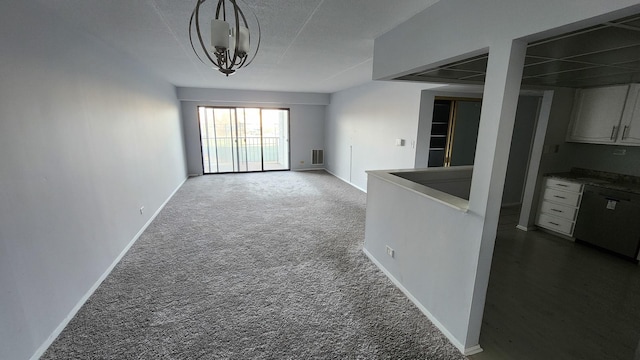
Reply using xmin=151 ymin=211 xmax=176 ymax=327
xmin=312 ymin=150 xmax=324 ymax=165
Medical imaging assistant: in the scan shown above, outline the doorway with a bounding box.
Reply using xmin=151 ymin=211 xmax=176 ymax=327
xmin=198 ymin=107 xmax=290 ymax=173
xmin=428 ymin=98 xmax=482 ymax=167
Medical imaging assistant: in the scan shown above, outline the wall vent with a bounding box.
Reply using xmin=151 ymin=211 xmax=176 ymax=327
xmin=311 ymin=149 xmax=324 ymax=165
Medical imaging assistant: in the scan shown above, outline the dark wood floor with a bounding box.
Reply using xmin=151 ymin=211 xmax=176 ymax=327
xmin=470 ymin=206 xmax=640 ymax=360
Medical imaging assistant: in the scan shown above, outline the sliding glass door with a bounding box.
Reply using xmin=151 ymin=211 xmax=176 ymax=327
xmin=198 ymin=107 xmax=289 ymax=174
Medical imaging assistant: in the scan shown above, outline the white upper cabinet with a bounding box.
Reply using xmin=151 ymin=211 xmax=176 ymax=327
xmin=567 ymin=84 xmax=640 ymax=146
xmin=567 ymin=85 xmax=629 ymax=144
xmin=619 ymin=84 xmax=640 ymax=146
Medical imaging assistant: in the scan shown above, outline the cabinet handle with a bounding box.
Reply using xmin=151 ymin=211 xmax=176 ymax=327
xmin=556 ymin=184 xmax=568 ymax=187
xmin=551 ymin=209 xmax=563 ymax=213
xmin=622 ymin=125 xmax=629 ymax=140
xmin=610 ymin=126 xmax=618 ymax=140
xmin=554 ymin=195 xmax=566 ymax=199
xmin=549 ymin=222 xmax=560 ymax=226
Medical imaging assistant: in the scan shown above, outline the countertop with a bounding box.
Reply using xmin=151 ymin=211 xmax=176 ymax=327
xmin=546 ymin=169 xmax=640 ymax=195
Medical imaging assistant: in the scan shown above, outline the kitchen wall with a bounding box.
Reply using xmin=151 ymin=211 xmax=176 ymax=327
xmin=0 ymin=3 xmax=187 ymax=359
xmin=502 ymin=96 xmax=541 ymax=205
xmin=177 ymin=88 xmax=329 ymax=175
xmin=563 ymin=143 xmax=640 ymax=177
xmin=325 ymin=81 xmax=441 ymax=191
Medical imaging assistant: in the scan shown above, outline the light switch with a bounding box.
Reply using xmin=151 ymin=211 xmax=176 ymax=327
xmin=395 ymin=138 xmax=405 ymax=146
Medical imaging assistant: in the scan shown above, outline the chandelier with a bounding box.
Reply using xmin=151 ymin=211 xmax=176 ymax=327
xmin=189 ymin=0 xmax=261 ymax=76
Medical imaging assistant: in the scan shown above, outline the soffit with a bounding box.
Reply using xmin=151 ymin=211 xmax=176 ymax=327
xmin=396 ymin=14 xmax=640 ymax=89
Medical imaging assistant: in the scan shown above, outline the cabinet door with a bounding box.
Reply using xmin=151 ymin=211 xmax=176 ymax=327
xmin=619 ymin=84 xmax=640 ymax=146
xmin=568 ymin=85 xmax=629 ymax=144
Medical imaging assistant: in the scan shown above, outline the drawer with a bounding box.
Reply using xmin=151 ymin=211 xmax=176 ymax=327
xmin=543 ymin=188 xmax=581 ymax=207
xmin=540 ymin=200 xmax=578 ymax=221
xmin=537 ymin=213 xmax=574 ymax=235
xmin=544 ymin=177 xmax=583 ymax=193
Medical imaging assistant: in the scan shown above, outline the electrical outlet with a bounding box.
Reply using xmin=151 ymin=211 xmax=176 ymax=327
xmin=140 ymin=206 xmax=144 ymax=215
xmin=386 ymin=245 xmax=394 ymax=258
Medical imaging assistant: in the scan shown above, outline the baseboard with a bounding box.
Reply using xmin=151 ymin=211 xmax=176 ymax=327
xmin=362 ymin=248 xmax=482 ymax=356
xmin=501 ymin=202 xmax=522 ymax=208
xmin=464 ymin=345 xmax=484 ymax=356
xmin=516 ymin=224 xmax=536 ymax=232
xmin=292 ymin=167 xmax=326 ymax=172
xmin=324 ymin=168 xmax=367 ymax=193
xmin=30 ymin=177 xmax=188 ymax=360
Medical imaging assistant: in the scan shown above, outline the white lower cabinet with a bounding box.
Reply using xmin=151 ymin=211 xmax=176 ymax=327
xmin=536 ymin=177 xmax=583 ymax=237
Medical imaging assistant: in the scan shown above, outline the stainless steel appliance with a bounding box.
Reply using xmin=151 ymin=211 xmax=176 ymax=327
xmin=574 ymin=185 xmax=640 ymax=260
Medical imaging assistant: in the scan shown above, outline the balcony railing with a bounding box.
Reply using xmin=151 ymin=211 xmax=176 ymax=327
xmin=201 ymin=136 xmax=287 ymax=172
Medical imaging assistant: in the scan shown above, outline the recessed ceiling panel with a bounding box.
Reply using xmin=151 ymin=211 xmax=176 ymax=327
xmin=612 ymin=15 xmax=640 ymax=27
xmin=444 ymin=56 xmax=488 ymax=72
xmin=528 ymin=26 xmax=640 ymax=60
xmin=459 ymin=74 xmax=486 ymax=82
xmin=534 ymin=66 xmax=636 ymax=83
xmin=525 ymin=56 xmax=554 ymax=66
xmin=523 ymin=60 xmax=596 ymax=78
xmin=417 ymin=68 xmax=484 ymax=80
xmin=612 ymin=59 xmax=640 ymax=70
xmin=561 ymin=72 xmax=640 ymax=88
xmin=568 ymin=45 xmax=640 ymax=67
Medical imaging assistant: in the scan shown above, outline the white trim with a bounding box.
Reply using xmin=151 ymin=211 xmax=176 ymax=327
xmin=30 ymin=177 xmax=188 ymax=360
xmin=292 ymin=167 xmax=326 ymax=172
xmin=501 ymin=202 xmax=522 ymax=208
xmin=516 ymin=224 xmax=535 ymax=231
xmin=464 ymin=345 xmax=484 ymax=356
xmin=363 ymin=248 xmax=483 ymax=356
xmin=324 ymin=168 xmax=367 ymax=193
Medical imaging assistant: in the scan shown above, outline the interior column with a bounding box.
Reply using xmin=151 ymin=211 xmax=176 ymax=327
xmin=465 ymin=39 xmax=527 ymax=348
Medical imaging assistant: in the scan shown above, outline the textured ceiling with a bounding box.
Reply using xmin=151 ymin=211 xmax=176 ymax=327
xmin=396 ymin=14 xmax=640 ymax=89
xmin=34 ymin=0 xmax=438 ymax=93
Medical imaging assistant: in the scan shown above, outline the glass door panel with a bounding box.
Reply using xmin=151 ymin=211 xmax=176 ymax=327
xmin=235 ymin=108 xmax=249 ymax=172
xmin=199 ymin=107 xmax=219 ymax=173
xmin=214 ymin=108 xmax=235 ymax=172
xmin=244 ymin=108 xmax=263 ymax=171
xmin=261 ymin=109 xmax=289 ymax=171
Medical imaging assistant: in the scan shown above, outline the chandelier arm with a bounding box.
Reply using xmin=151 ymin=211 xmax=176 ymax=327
xmin=237 ymin=55 xmax=248 ymax=68
xmin=241 ymin=6 xmax=261 ymax=68
xmin=236 ymin=2 xmax=249 ymax=28
xmin=215 ymin=0 xmax=224 ymax=21
xmin=194 ymin=0 xmax=222 ymax=68
xmin=228 ymin=0 xmax=243 ymax=67
xmin=189 ymin=5 xmax=212 ymax=66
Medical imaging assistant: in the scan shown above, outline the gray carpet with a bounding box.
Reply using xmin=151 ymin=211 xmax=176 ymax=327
xmin=43 ymin=171 xmax=467 ymax=359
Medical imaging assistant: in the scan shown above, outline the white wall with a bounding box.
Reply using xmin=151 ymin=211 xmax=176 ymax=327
xmin=178 ymin=88 xmax=329 ymax=175
xmin=502 ymin=96 xmax=541 ymax=206
xmin=364 ymin=174 xmax=483 ymax=354
xmin=325 ymin=81 xmax=441 ymax=191
xmin=0 ymin=3 xmax=187 ymax=359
